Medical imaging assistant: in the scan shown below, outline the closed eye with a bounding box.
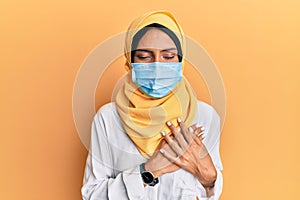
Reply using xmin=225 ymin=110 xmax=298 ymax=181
xmin=137 ymin=55 xmax=151 ymax=60
xmin=163 ymin=55 xmax=175 ymax=60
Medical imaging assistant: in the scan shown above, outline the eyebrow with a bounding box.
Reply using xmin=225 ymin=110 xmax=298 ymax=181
xmin=134 ymin=48 xmax=177 ymax=53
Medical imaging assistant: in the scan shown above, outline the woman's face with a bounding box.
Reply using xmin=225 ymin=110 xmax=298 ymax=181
xmin=133 ymin=28 xmax=179 ymax=63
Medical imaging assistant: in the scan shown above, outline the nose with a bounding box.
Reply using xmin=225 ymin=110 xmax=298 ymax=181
xmin=153 ymin=50 xmax=161 ymax=62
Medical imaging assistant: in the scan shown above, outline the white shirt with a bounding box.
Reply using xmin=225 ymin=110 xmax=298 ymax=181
xmin=81 ymin=101 xmax=223 ymax=200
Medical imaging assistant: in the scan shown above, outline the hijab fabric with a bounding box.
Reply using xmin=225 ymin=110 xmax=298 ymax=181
xmin=116 ymin=10 xmax=197 ymax=158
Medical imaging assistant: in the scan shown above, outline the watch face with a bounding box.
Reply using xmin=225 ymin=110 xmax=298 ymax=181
xmin=141 ymin=171 xmax=154 ymax=184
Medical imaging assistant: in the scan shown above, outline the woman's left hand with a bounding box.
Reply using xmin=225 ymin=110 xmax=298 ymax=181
xmin=160 ymin=119 xmax=217 ymax=189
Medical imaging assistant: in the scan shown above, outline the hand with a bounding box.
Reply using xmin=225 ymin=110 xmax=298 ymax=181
xmin=145 ymin=125 xmax=205 ymax=177
xmin=144 ymin=124 xmax=204 ymax=178
xmin=144 ymin=136 xmax=179 ymax=178
xmin=160 ymin=119 xmax=217 ymax=189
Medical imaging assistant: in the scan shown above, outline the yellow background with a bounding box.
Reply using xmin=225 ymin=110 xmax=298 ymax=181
xmin=1 ymin=0 xmax=299 ymax=199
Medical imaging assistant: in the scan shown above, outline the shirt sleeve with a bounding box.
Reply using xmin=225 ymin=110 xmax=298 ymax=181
xmin=81 ymin=111 xmax=147 ymax=200
xmin=198 ymin=108 xmax=224 ymax=200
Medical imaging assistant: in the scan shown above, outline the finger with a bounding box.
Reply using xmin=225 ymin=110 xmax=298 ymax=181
xmin=177 ymin=118 xmax=193 ymax=144
xmin=187 ymin=124 xmax=202 ymax=145
xmin=161 ymin=131 xmax=183 ymax=156
xmin=193 ymin=126 xmax=206 ymax=146
xmin=192 ymin=124 xmax=205 ymax=136
xmin=188 ymin=126 xmax=198 ymax=141
xmin=172 ymin=118 xmax=189 ymax=149
xmin=166 ymin=121 xmax=179 ymax=135
xmin=155 ymin=138 xmax=167 ymax=151
xmin=189 ymin=124 xmax=195 ymax=132
xmin=161 ymin=140 xmax=178 ymax=157
xmin=194 ymin=126 xmax=205 ymax=137
xmin=189 ymin=123 xmax=199 ymax=132
xmin=189 ymin=124 xmax=202 ymax=139
xmin=194 ymin=134 xmax=204 ymax=146
xmin=166 ymin=121 xmax=187 ymax=149
xmin=160 ymin=149 xmax=180 ymax=165
xmin=175 ymin=127 xmax=189 ymax=150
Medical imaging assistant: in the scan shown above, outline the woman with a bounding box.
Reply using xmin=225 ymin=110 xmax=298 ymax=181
xmin=81 ymin=10 xmax=223 ymax=200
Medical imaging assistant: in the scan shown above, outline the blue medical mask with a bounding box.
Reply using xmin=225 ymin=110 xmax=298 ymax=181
xmin=131 ymin=62 xmax=183 ymax=98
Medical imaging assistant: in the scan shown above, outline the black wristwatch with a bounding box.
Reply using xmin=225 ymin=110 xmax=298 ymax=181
xmin=139 ymin=163 xmax=159 ymax=187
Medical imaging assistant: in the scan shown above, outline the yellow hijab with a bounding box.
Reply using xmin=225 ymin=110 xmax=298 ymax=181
xmin=116 ymin=10 xmax=197 ymax=158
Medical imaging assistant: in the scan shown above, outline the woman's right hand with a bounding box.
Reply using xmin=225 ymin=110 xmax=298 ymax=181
xmin=144 ymin=136 xmax=179 ymax=178
xmin=144 ymin=123 xmax=203 ymax=178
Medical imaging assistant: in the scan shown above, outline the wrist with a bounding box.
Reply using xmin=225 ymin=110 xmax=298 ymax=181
xmin=203 ymin=179 xmax=216 ymax=188
xmin=195 ymin=166 xmax=217 ymax=188
xmin=197 ymin=168 xmax=215 ymax=197
xmin=144 ymin=162 xmax=162 ymax=178
xmin=140 ymin=163 xmax=159 ymax=187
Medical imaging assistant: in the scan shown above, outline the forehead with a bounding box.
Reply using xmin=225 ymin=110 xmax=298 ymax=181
xmin=136 ymin=28 xmax=177 ymax=50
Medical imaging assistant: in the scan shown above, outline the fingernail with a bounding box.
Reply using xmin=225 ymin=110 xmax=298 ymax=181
xmin=197 ymin=132 xmax=204 ymax=137
xmin=196 ymin=123 xmax=201 ymax=128
xmin=189 ymin=127 xmax=194 ymax=133
xmin=177 ymin=118 xmax=182 ymax=123
xmin=201 ymin=127 xmax=205 ymax=131
xmin=161 ymin=131 xmax=166 ymax=136
xmin=159 ymin=149 xmax=165 ymax=154
xmin=166 ymin=121 xmax=172 ymax=126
